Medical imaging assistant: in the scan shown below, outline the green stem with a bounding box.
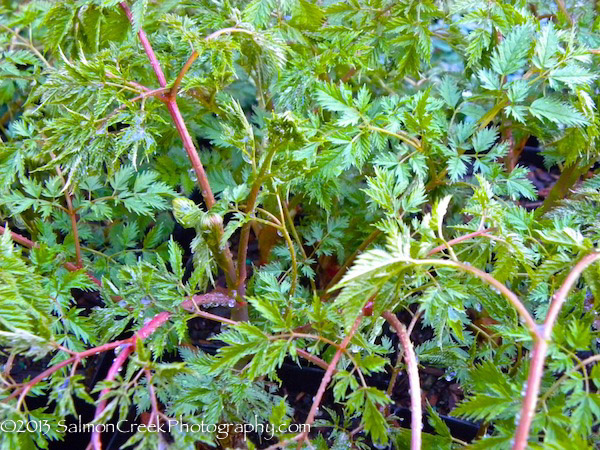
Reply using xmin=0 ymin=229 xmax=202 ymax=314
xmin=537 ymin=159 xmax=592 ymax=216
xmin=367 ymin=125 xmax=422 ymax=151
xmin=236 ymin=144 xmax=281 ymax=301
xmin=276 ymin=194 xmax=298 ymax=296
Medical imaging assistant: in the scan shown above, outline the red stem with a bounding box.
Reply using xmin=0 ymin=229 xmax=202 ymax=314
xmin=513 ymin=251 xmax=600 ymax=450
xmin=89 ymin=311 xmax=170 ymax=449
xmin=303 ymin=315 xmax=363 ymax=429
xmin=90 ymin=344 xmax=134 ymax=450
xmin=418 ymin=258 xmax=539 ymax=337
xmin=295 ymin=349 xmax=330 ymax=372
xmin=0 ymin=226 xmax=102 ymax=286
xmin=119 ymin=4 xmax=167 ymax=88
xmin=427 ymin=228 xmax=496 ymax=256
xmin=164 ymin=101 xmax=216 ymax=207
xmin=52 ymin=156 xmax=83 ymax=268
xmin=5 ymin=338 xmax=130 ymax=403
xmin=382 ymin=311 xmax=421 ymax=450
xmin=119 ymin=2 xmax=239 ymax=311
xmin=168 ymin=50 xmax=199 ymax=101
xmin=0 ymin=225 xmax=35 ymax=248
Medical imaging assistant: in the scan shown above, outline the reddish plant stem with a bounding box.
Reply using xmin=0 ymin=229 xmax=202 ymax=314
xmin=0 ymin=225 xmax=35 ymax=248
xmin=51 ymin=155 xmax=83 ymax=268
xmin=0 ymin=225 xmax=102 ymax=286
xmin=5 ymin=338 xmax=131 ymax=403
xmin=90 ymin=311 xmax=170 ymax=449
xmin=513 ymin=251 xmax=600 ymax=450
xmin=427 ymin=228 xmax=496 ymax=256
xmin=168 ymin=50 xmax=199 ymax=101
xmin=382 ymin=311 xmax=421 ymax=450
xmin=418 ymin=258 xmax=538 ymax=337
xmin=119 ymin=2 xmax=240 ymax=314
xmin=299 ymin=315 xmax=363 ymax=442
xmin=295 ymin=349 xmax=330 ymax=372
xmin=144 ymin=368 xmax=161 ymax=428
xmin=163 ymin=101 xmax=216 ymax=207
xmin=90 ymin=344 xmax=134 ymax=450
xmin=261 ymin=318 xmax=364 ymax=450
xmin=119 ymin=4 xmax=167 ymax=87
xmin=169 ymin=28 xmax=253 ymax=102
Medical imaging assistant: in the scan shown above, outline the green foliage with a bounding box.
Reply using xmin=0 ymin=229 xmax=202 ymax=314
xmin=2 ymin=0 xmax=600 ymax=448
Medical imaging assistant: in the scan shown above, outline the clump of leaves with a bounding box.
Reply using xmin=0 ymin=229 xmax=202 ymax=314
xmin=2 ymin=0 xmax=600 ymax=449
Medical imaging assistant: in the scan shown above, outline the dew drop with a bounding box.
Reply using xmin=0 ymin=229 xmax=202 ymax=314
xmin=115 ymin=344 xmax=126 ymax=355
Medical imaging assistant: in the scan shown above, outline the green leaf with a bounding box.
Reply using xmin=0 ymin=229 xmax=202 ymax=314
xmin=490 ymin=25 xmax=532 ymax=75
xmin=438 ymin=76 xmax=461 ymax=108
xmin=529 ymin=97 xmax=588 ymax=126
xmin=533 ymin=24 xmax=560 ymax=69
xmin=247 ymin=296 xmax=286 ymax=328
xmin=548 ymin=64 xmax=597 ymax=90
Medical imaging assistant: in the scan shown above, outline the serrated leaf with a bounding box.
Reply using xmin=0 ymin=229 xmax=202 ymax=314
xmin=529 ymin=97 xmax=588 ymax=126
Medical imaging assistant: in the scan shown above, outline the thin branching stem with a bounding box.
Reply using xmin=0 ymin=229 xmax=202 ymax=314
xmin=0 ymin=225 xmax=101 ymax=286
xmin=169 ymin=28 xmax=254 ymax=101
xmin=293 ymin=315 xmax=363 ymax=447
xmin=417 ymin=258 xmax=538 ymax=337
xmin=169 ymin=50 xmax=199 ymax=101
xmin=51 ymin=154 xmax=83 ymax=268
xmin=367 ymin=125 xmax=422 ymax=151
xmin=119 ymin=2 xmax=239 ymax=317
xmin=236 ymin=144 xmax=280 ymax=299
xmin=427 ymin=227 xmax=496 ymax=256
xmin=513 ymin=252 xmax=600 ymax=450
xmin=0 ymin=24 xmax=50 ymax=68
xmin=382 ymin=311 xmax=421 ymax=450
xmin=540 ymin=354 xmax=600 ymax=405
xmin=276 ymin=194 xmax=298 ymax=296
